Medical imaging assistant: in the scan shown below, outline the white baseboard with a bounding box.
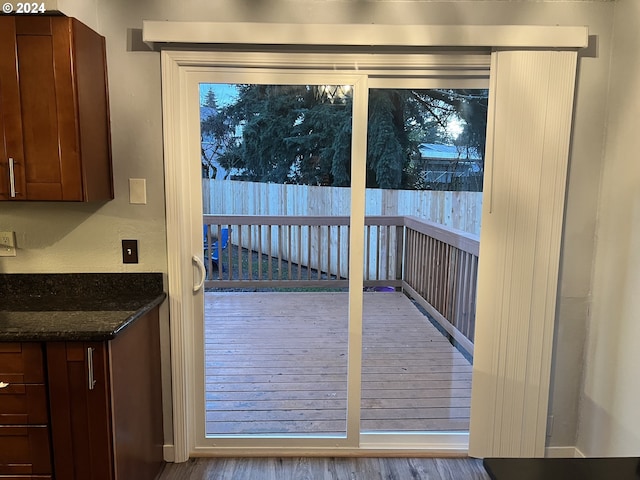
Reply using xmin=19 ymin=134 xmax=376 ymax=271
xmin=545 ymin=446 xmax=583 ymax=458
xmin=166 ymin=442 xmax=585 ymax=460
xmin=163 ymin=444 xmax=175 ymax=462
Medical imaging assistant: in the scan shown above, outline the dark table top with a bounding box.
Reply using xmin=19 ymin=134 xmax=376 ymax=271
xmin=483 ymin=457 xmax=640 ymax=480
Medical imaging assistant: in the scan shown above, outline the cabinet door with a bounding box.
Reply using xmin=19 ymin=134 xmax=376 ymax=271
xmin=0 ymin=343 xmax=51 ymax=476
xmin=0 ymin=384 xmax=48 ymax=426
xmin=46 ymin=342 xmax=113 ymax=480
xmin=0 ymin=343 xmax=45 ymax=385
xmin=0 ymin=426 xmax=51 ymax=476
xmin=0 ymin=17 xmax=26 ymax=200
xmin=14 ymin=16 xmax=82 ymax=201
xmin=0 ymin=16 xmax=113 ymax=202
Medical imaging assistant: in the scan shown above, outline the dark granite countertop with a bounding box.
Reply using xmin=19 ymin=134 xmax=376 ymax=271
xmin=0 ymin=273 xmax=166 ymax=341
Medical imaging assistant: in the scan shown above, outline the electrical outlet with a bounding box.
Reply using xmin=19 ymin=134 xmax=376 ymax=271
xmin=0 ymin=231 xmax=16 ymax=257
xmin=0 ymin=231 xmax=15 ymax=247
xmin=122 ymin=239 xmax=139 ymax=264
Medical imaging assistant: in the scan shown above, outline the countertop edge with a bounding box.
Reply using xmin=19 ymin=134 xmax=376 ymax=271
xmin=0 ymin=293 xmax=167 ymax=343
xmin=108 ymin=293 xmax=167 ymax=340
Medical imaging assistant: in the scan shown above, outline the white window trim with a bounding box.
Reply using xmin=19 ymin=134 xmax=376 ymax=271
xmin=144 ymin=22 xmax=587 ymax=49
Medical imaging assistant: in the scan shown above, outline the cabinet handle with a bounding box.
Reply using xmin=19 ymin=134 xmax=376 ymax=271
xmin=87 ymin=347 xmax=97 ymax=390
xmin=8 ymin=158 xmax=16 ymax=198
xmin=0 ymin=381 xmax=9 ymax=389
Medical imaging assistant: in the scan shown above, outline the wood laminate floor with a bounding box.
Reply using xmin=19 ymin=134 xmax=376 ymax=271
xmin=158 ymin=457 xmax=491 ymax=480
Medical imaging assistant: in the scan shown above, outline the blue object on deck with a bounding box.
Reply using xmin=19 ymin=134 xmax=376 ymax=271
xmin=374 ymin=286 xmax=395 ymax=292
xmin=204 ymin=227 xmax=229 ymax=272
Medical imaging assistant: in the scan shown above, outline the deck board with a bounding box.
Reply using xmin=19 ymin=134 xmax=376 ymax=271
xmin=205 ymin=291 xmax=472 ymax=436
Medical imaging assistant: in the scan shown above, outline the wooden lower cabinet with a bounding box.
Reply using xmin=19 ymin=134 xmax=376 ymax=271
xmin=46 ymin=342 xmax=113 ymax=480
xmin=0 ymin=343 xmax=52 ymax=478
xmin=46 ymin=307 xmax=164 ymax=480
xmin=0 ymin=306 xmax=166 ymax=480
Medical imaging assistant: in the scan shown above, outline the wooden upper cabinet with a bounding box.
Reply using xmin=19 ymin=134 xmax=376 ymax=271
xmin=0 ymin=15 xmax=113 ymax=201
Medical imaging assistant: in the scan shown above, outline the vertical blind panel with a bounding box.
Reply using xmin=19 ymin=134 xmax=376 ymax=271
xmin=469 ymin=49 xmax=578 ymax=458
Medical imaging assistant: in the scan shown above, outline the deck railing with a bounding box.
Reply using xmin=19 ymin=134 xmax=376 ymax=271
xmin=203 ymin=215 xmax=403 ymax=289
xmin=402 ymin=217 xmax=479 ymax=356
xmin=203 ymin=214 xmax=479 ymax=355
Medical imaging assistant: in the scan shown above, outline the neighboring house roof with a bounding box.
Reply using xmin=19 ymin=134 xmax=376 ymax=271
xmin=419 ymin=143 xmax=481 ymax=161
xmin=419 ymin=143 xmax=482 ymax=176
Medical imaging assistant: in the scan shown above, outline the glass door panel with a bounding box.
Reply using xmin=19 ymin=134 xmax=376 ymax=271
xmin=361 ymin=88 xmax=487 ymax=434
xmin=199 ymin=82 xmax=356 ymax=438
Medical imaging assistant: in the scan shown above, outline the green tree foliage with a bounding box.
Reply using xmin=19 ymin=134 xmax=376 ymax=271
xmin=200 ymin=89 xmax=235 ymax=179
xmin=367 ymin=90 xmax=406 ymax=189
xmin=203 ymin=84 xmax=487 ymax=191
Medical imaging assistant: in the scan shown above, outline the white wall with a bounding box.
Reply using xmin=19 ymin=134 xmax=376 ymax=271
xmin=577 ymin=0 xmax=640 ymax=456
xmin=0 ymin=0 xmax=616 ymax=452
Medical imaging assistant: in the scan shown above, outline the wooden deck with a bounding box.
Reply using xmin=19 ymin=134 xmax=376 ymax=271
xmin=204 ymin=291 xmax=472 ymax=436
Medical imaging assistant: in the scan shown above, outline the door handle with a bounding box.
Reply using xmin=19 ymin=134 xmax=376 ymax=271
xmin=193 ymin=254 xmax=205 ymax=293
xmin=0 ymin=381 xmax=9 ymax=389
xmin=87 ymin=347 xmax=96 ymax=390
xmin=8 ymin=158 xmax=16 ymax=198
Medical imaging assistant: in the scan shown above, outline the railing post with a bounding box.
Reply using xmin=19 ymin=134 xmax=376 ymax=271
xmin=395 ymin=225 xmax=404 ymax=283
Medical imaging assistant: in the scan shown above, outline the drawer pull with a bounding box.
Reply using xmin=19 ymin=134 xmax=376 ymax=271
xmin=0 ymin=381 xmax=9 ymax=389
xmin=8 ymin=158 xmax=16 ymax=198
xmin=87 ymin=347 xmax=96 ymax=390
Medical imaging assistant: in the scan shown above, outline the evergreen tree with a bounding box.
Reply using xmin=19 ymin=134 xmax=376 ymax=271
xmin=367 ymin=90 xmax=405 ymax=189
xmin=204 ymin=84 xmax=488 ymax=191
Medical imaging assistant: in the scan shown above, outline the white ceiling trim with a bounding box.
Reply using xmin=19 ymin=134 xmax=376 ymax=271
xmin=142 ymin=22 xmax=588 ymax=49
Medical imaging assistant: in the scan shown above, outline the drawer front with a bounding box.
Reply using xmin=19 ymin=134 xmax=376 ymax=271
xmin=0 ymin=426 xmax=51 ymax=475
xmin=0 ymin=344 xmax=44 ymax=384
xmin=0 ymin=384 xmax=48 ymax=425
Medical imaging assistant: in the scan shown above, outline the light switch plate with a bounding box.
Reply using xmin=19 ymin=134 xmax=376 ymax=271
xmin=129 ymin=178 xmax=147 ymax=204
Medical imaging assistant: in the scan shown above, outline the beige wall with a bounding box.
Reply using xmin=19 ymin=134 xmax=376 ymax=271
xmin=578 ymin=0 xmax=640 ymax=456
xmin=0 ymin=0 xmax=617 ymax=452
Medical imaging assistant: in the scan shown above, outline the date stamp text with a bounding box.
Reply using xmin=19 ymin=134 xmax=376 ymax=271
xmin=2 ymin=3 xmax=46 ymax=14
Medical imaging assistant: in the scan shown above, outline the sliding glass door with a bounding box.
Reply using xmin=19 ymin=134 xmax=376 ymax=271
xmin=360 ymin=87 xmax=487 ymax=441
xmin=188 ymin=70 xmax=369 ymax=450
xmin=199 ymin=82 xmax=355 ymax=439
xmin=178 ymin=56 xmax=488 ymax=453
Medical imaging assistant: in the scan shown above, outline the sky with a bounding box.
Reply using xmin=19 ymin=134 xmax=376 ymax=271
xmin=199 ymin=83 xmax=239 ymax=107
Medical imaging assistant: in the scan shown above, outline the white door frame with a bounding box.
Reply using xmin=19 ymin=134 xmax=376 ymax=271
xmin=163 ymin=53 xmax=487 ymax=456
xmin=189 ymin=69 xmax=370 ymax=454
xmin=156 ymin=24 xmax=587 ymax=461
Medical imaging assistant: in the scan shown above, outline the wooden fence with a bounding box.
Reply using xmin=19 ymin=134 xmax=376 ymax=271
xmin=203 ymin=179 xmax=483 ymax=236
xmin=203 ymin=214 xmax=479 ymax=356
